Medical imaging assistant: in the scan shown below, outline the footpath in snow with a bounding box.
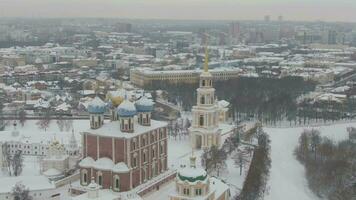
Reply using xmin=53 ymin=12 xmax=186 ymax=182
xmin=264 ymin=122 xmax=351 ymax=200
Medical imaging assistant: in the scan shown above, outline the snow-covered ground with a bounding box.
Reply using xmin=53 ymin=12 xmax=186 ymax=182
xmin=167 ymin=135 xmax=249 ymax=198
xmin=1 ymin=119 xmax=88 ymax=143
xmin=264 ymin=123 xmax=351 ymax=200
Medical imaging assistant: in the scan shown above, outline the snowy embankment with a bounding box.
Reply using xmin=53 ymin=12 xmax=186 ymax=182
xmin=264 ymin=123 xmax=351 ymax=200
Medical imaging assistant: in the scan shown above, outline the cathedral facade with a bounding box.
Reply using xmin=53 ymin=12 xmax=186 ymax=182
xmin=78 ymin=96 xmax=168 ymax=192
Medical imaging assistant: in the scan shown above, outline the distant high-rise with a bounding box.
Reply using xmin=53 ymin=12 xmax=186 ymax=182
xmin=278 ymin=15 xmax=283 ymax=22
xmin=229 ymin=22 xmax=240 ymax=37
xmin=264 ymin=15 xmax=270 ymax=22
xmin=115 ymin=23 xmax=132 ymax=33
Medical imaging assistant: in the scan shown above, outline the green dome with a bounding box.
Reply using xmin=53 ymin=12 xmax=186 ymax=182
xmin=177 ymin=167 xmax=207 ymax=183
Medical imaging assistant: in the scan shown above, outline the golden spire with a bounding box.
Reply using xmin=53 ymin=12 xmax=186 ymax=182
xmin=204 ymin=45 xmax=209 ymax=72
xmin=204 ymin=34 xmax=209 ymax=72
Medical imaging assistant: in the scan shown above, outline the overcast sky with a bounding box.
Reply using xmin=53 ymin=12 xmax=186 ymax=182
xmin=0 ymin=0 xmax=355 ymax=22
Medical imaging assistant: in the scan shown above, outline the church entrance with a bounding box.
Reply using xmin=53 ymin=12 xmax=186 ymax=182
xmin=195 ymin=135 xmax=202 ymax=149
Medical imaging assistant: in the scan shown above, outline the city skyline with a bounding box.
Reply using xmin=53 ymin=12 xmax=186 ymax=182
xmin=0 ymin=0 xmax=356 ymax=22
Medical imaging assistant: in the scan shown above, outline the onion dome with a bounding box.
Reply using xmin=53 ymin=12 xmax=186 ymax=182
xmin=117 ymin=100 xmax=136 ymax=117
xmin=87 ymin=96 xmax=106 ymax=114
xmin=110 ymin=96 xmax=124 ymax=107
xmin=177 ymin=155 xmax=208 ymax=183
xmin=178 ymin=167 xmax=207 ymax=183
xmin=135 ymin=96 xmax=154 ymax=112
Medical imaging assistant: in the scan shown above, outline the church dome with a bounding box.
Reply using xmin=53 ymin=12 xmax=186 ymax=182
xmin=111 ymin=96 xmax=124 ymax=107
xmin=177 ymin=156 xmax=207 ymax=183
xmin=177 ymin=167 xmax=208 ymax=183
xmin=135 ymin=96 xmax=154 ymax=112
xmin=117 ymin=100 xmax=136 ymax=117
xmin=87 ymin=96 xmax=106 ymax=114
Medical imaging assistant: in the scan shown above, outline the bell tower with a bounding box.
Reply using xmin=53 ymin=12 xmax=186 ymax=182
xmin=190 ymin=42 xmax=222 ymax=149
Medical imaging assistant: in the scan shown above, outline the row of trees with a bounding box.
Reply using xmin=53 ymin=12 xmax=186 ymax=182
xmin=145 ymin=76 xmax=317 ymax=125
xmin=201 ymin=127 xmax=241 ymax=177
xmin=2 ymin=144 xmax=23 ymax=176
xmin=167 ymin=118 xmax=191 ymax=140
xmin=295 ymin=129 xmax=356 ymax=200
xmin=236 ymin=129 xmax=271 ymax=200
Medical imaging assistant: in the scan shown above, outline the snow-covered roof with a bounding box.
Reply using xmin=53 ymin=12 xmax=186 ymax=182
xmin=93 ymin=157 xmax=114 ymax=171
xmin=55 ymin=102 xmax=71 ymax=111
xmin=135 ymin=96 xmax=154 ymax=112
xmin=112 ymin=162 xmax=130 ymax=173
xmin=177 ymin=163 xmax=207 ymax=183
xmin=218 ymin=100 xmax=230 ymax=108
xmin=79 ymin=157 xmax=95 ymax=168
xmin=83 ymin=119 xmax=167 ymax=139
xmin=43 ymin=168 xmax=63 ymax=177
xmin=87 ymin=96 xmax=106 ymax=114
xmin=117 ymin=100 xmax=136 ymax=117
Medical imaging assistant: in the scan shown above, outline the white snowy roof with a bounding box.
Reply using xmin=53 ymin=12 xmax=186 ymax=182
xmin=178 ymin=167 xmax=207 ymax=180
xmin=43 ymin=168 xmax=63 ymax=177
xmin=71 ymin=189 xmax=121 ymax=200
xmin=118 ymin=99 xmax=136 ymax=111
xmin=136 ymin=96 xmax=154 ymax=106
xmin=93 ymin=157 xmax=114 ymax=171
xmin=79 ymin=157 xmax=95 ymax=168
xmin=218 ymin=100 xmax=230 ymax=108
xmin=89 ymin=96 xmax=106 ymax=107
xmin=55 ymin=102 xmax=71 ymax=111
xmin=112 ymin=162 xmax=130 ymax=173
xmin=83 ymin=119 xmax=167 ymax=139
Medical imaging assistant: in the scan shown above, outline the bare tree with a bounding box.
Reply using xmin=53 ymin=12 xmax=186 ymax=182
xmin=233 ymin=149 xmax=249 ymax=175
xmin=12 ymin=150 xmax=23 ymax=176
xmin=18 ymin=110 xmax=26 ymax=127
xmin=2 ymin=142 xmax=12 ymax=175
xmin=11 ymin=182 xmax=33 ymax=200
xmin=36 ymin=112 xmax=51 ymax=131
xmin=310 ymin=129 xmax=321 ymax=161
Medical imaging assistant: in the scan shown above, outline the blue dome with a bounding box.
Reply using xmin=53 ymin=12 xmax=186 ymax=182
xmin=135 ymin=96 xmax=154 ymax=112
xmin=87 ymin=97 xmax=106 ymax=114
xmin=117 ymin=100 xmax=136 ymax=117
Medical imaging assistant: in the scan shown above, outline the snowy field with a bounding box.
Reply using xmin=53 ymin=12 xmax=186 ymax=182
xmin=1 ymin=119 xmax=89 ymax=143
xmin=264 ymin=122 xmax=351 ymax=200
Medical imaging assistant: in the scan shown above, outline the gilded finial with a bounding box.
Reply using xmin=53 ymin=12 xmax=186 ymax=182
xmin=204 ymin=37 xmax=209 ymax=72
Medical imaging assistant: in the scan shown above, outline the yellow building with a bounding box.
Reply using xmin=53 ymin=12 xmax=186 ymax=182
xmin=130 ymin=67 xmax=242 ymax=87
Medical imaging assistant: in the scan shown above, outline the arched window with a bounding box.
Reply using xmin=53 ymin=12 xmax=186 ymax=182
xmin=81 ymin=169 xmax=88 ymax=185
xmin=97 ymin=171 xmax=103 ymax=186
xmin=113 ymin=175 xmax=120 ymax=191
xmin=84 ymin=173 xmax=87 ymax=183
xmin=201 ymin=80 xmax=205 ymax=86
xmin=200 ymin=96 xmax=205 ymax=104
xmin=199 ymin=115 xmax=204 ymax=126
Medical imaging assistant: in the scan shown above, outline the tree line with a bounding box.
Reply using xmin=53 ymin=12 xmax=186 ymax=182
xmin=295 ymin=129 xmax=356 ymax=200
xmin=236 ymin=127 xmax=271 ymax=200
xmin=145 ymin=76 xmax=317 ymax=125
